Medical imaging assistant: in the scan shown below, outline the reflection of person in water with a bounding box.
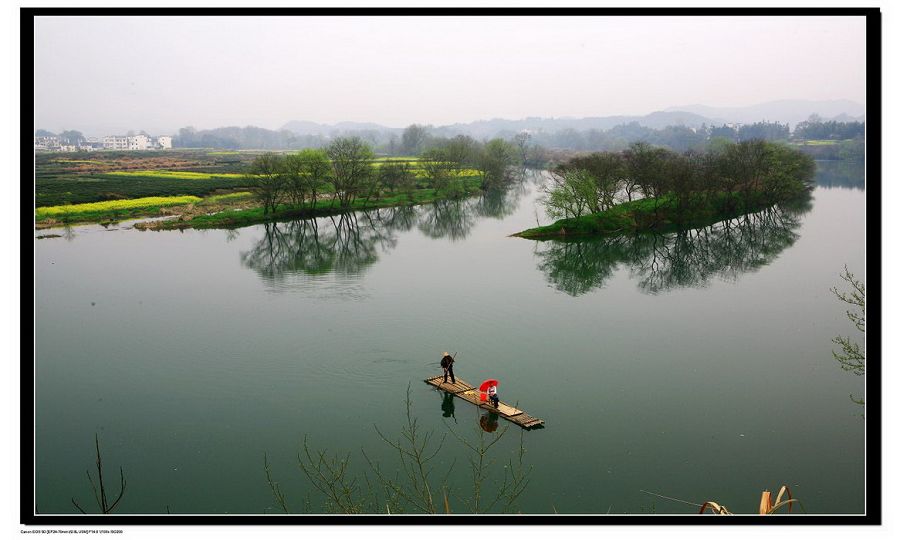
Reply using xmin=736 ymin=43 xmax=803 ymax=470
xmin=479 ymin=412 xmax=500 ymax=433
xmin=441 ymin=391 xmax=456 ymax=420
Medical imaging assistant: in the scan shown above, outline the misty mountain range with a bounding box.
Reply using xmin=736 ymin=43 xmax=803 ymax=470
xmin=279 ymin=99 xmax=865 ymax=139
xmin=664 ymin=99 xmax=866 ymax=127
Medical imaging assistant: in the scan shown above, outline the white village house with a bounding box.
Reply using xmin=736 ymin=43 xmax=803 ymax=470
xmin=34 ymin=133 xmax=173 ymax=152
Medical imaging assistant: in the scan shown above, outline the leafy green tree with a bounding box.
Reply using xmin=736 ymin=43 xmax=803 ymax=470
xmin=477 ymin=139 xmax=519 ymax=189
xmin=737 ymin=121 xmax=790 ymax=142
xmin=281 ymin=154 xmax=309 ymax=207
xmin=378 ymin=160 xmax=414 ymax=194
xmin=401 ymin=124 xmax=429 ymax=155
xmin=59 ymin=130 xmax=85 ymax=145
xmin=419 ymin=148 xmax=454 ymax=192
xmin=708 ymin=125 xmax=738 ymax=141
xmin=541 ymin=169 xmax=591 ymax=220
xmin=282 ymin=149 xmax=331 ymax=208
xmin=794 ymin=117 xmax=865 ymax=140
xmin=444 ymin=135 xmax=477 ymax=171
xmin=623 ymin=142 xmax=673 ymax=201
xmin=247 ymin=153 xmax=287 ymax=215
xmin=761 ymin=143 xmax=816 ymax=200
xmin=326 ymin=137 xmax=375 ymax=208
xmin=560 ymin=152 xmax=625 ymax=213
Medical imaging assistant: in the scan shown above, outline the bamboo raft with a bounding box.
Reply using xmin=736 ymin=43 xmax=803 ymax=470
xmin=424 ymin=376 xmax=545 ymax=429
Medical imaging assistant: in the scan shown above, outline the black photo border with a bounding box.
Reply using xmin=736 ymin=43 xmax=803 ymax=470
xmin=21 ymin=5 xmax=882 ymax=526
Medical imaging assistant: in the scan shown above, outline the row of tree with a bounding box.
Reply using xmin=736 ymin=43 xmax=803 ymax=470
xmin=41 ymin=116 xmax=863 ymax=158
xmin=389 ymin=119 xmax=861 ymax=156
xmin=247 ymin=136 xmax=522 ymax=215
xmin=176 ymin=126 xmax=318 ymax=150
xmin=35 ymin=129 xmax=86 ymax=145
xmin=793 ymin=118 xmax=866 ymax=140
xmin=542 ymin=140 xmax=816 ymax=222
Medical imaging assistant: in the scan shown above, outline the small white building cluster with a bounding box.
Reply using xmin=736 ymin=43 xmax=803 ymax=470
xmin=101 ymin=134 xmax=173 ymax=150
xmin=34 ymin=134 xmax=173 ymax=152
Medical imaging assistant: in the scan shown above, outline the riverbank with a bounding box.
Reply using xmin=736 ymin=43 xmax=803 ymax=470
xmin=35 ymin=180 xmax=483 ymax=231
xmin=512 ymin=191 xmax=802 ymax=239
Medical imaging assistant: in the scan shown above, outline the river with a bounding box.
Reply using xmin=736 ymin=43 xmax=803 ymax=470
xmin=34 ymin=161 xmax=866 ymax=514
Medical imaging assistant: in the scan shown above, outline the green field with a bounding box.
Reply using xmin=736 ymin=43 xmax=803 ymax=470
xmin=34 ymin=149 xmax=490 ymax=228
xmin=33 ymin=151 xmax=475 ymax=207
xmin=34 ymin=149 xmax=264 ymax=207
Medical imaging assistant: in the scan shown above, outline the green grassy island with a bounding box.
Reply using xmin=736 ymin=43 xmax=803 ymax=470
xmin=513 ymin=140 xmax=815 ymax=239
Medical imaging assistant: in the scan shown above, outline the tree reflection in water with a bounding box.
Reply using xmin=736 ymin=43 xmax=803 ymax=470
xmin=534 ymin=197 xmax=812 ymax=296
xmin=417 ymin=199 xmax=478 ymax=242
xmin=240 ymin=209 xmax=393 ymax=282
xmin=475 ymin=184 xmax=527 ymax=221
xmin=813 ymin=160 xmax=865 ymax=190
xmin=240 ymin=185 xmax=528 ymax=284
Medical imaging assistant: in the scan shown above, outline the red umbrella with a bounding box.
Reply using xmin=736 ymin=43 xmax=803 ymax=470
xmin=479 ymin=379 xmax=499 ymax=401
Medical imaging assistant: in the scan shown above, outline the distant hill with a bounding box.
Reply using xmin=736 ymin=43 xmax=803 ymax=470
xmin=665 ymin=99 xmax=865 ymax=127
xmin=281 ymin=120 xmax=397 ymax=136
xmin=430 ymin=111 xmax=717 ymax=138
xmin=277 ymin=100 xmax=865 ymax=141
xmin=281 ymin=110 xmax=717 ymax=140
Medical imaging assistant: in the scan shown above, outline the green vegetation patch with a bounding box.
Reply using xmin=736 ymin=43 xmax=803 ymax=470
xmin=515 ymin=192 xmax=783 ymax=239
xmin=200 ymin=191 xmax=254 ymax=204
xmin=36 ymin=195 xmax=202 ymax=223
xmin=36 ymin=174 xmax=256 ymax=207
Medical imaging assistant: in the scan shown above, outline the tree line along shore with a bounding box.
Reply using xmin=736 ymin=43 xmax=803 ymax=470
xmin=36 ymin=136 xmax=818 ymax=233
xmin=34 ymin=135 xmax=523 ymax=230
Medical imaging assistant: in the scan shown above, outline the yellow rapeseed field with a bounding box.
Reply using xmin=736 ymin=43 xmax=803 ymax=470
xmin=36 ymin=195 xmax=202 ymax=220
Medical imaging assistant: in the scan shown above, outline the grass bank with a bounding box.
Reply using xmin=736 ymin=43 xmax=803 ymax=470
xmin=513 ymin=192 xmax=788 ymax=239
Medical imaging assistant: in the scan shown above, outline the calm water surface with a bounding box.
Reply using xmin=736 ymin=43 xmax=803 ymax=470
xmin=35 ymin=162 xmax=866 ymax=514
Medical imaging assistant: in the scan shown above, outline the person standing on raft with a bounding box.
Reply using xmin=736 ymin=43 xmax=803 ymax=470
xmin=440 ymin=352 xmax=456 ymax=384
xmin=487 ymin=383 xmax=500 ymax=408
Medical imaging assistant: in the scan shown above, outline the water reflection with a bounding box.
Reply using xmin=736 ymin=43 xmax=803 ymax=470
xmin=475 ymin=185 xmax=528 ymax=221
xmin=440 ymin=391 xmax=457 ymax=421
xmin=533 ymin=198 xmax=812 ymax=296
xmin=814 ymin=160 xmax=865 ymax=190
xmin=479 ymin=412 xmax=500 ymax=433
xmin=241 ymin=187 xmax=528 ymax=284
xmin=240 ymin=212 xmax=388 ymax=282
xmin=417 ymin=199 xmax=477 ymax=241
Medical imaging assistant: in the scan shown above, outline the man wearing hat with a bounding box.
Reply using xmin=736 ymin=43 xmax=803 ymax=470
xmin=440 ymin=352 xmax=456 ymax=384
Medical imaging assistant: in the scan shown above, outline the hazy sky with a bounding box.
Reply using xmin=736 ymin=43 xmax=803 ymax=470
xmin=33 ymin=15 xmax=866 ymax=135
